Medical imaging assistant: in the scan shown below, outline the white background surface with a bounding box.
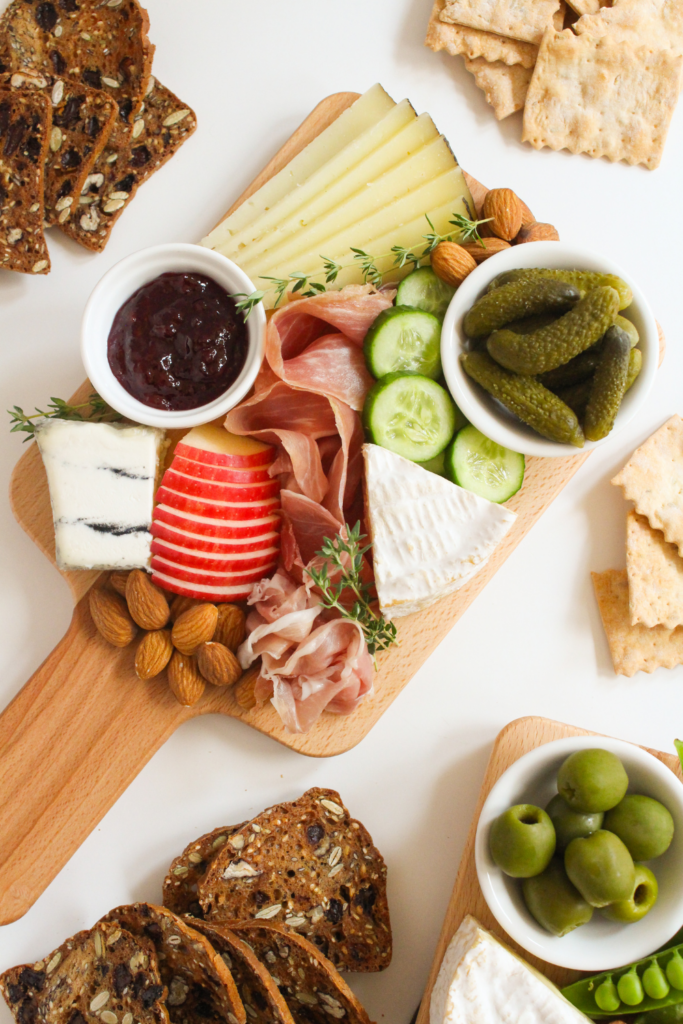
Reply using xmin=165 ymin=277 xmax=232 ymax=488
xmin=1 ymin=2 xmax=683 ymax=1022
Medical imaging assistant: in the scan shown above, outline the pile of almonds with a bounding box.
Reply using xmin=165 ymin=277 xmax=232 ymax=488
xmin=88 ymin=571 xmax=256 ymax=708
xmin=431 ymin=186 xmax=559 ymax=287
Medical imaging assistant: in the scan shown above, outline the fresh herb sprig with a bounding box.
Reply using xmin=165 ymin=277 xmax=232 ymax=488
xmin=305 ymin=521 xmax=398 ymax=659
xmin=233 ymin=209 xmax=492 ymax=318
xmin=8 ymin=392 xmax=120 ymax=442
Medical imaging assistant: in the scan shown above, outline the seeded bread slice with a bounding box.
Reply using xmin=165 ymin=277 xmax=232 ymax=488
xmin=101 ymin=904 xmax=246 ymax=1024
xmin=0 ymin=919 xmax=169 ymax=1024
xmin=227 ymin=922 xmax=373 ymax=1024
xmin=198 ymin=789 xmax=392 ymax=973
xmin=59 ymin=77 xmax=196 ymax=252
xmin=188 ymin=920 xmax=294 ymax=1024
xmin=163 ymin=824 xmax=247 ymax=919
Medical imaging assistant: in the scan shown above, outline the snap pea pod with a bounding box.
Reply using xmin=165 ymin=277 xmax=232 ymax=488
xmin=562 ymin=944 xmax=683 ymax=1016
xmin=488 ymin=268 xmax=633 ymax=311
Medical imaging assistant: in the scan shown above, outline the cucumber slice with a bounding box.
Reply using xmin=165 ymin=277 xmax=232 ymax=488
xmin=364 ymin=306 xmax=442 ymax=379
xmin=395 ymin=266 xmax=455 ymax=319
xmin=418 ymin=451 xmax=446 ymax=476
xmin=363 ymin=372 xmax=457 ymax=462
xmin=445 ymin=425 xmax=525 ymax=503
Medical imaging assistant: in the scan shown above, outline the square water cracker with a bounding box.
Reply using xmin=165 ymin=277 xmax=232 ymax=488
xmin=463 ymin=57 xmax=533 ymax=118
xmin=612 ymin=416 xmax=683 ymax=553
xmin=627 ymin=512 xmax=683 ymax=630
xmin=592 ymin=569 xmax=683 ymax=676
xmin=425 ymin=0 xmax=538 ymax=67
xmin=434 ymin=0 xmax=562 ymax=46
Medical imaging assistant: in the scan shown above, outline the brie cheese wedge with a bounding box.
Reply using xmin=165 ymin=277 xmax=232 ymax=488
xmin=363 ymin=445 xmax=517 ymax=618
xmin=36 ymin=419 xmax=165 ymax=570
xmin=431 ymin=916 xmax=589 ymax=1024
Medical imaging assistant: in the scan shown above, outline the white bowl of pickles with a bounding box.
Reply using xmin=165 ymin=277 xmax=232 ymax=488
xmin=441 ymin=242 xmax=659 ymax=458
xmin=474 ymin=736 xmax=683 ymax=971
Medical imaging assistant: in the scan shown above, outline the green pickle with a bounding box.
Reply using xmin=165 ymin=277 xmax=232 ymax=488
xmin=463 ymin=278 xmax=580 ymax=339
xmin=626 ymin=346 xmax=643 ymax=391
xmin=619 ymin=967 xmax=645 ymax=1007
xmin=616 ymin=314 xmax=640 ymax=348
xmin=461 ymin=351 xmax=585 ymax=447
xmin=538 ymin=344 xmax=602 ymax=390
xmin=645 ymin=963 xmax=672 ymax=1002
xmin=584 ymin=324 xmax=631 ymax=442
xmin=556 ymin=378 xmax=592 ymax=420
xmin=487 ymin=286 xmax=620 ymax=376
xmin=595 ymin=977 xmax=621 ymax=1013
xmin=488 ymin=268 xmax=633 ymax=311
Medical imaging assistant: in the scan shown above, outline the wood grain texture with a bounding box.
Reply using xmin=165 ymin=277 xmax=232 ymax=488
xmin=415 ymin=718 xmax=683 ymax=1023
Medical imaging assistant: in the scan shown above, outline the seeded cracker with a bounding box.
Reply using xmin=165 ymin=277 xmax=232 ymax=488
xmin=435 ymin=0 xmax=561 ymax=46
xmin=0 ymin=920 xmax=168 ymax=1024
xmin=0 ymin=83 xmax=50 ymax=273
xmin=626 ymin=512 xmax=683 ymax=630
xmin=592 ymin=570 xmax=683 ymax=676
xmin=163 ymin=824 xmax=247 ymax=918
xmin=425 ymin=0 xmax=538 ymax=68
xmin=101 ymin=904 xmax=246 ymax=1024
xmin=198 ymin=788 xmax=392 ymax=973
xmin=463 ymin=57 xmax=533 ymax=118
xmin=612 ymin=416 xmax=683 ymax=552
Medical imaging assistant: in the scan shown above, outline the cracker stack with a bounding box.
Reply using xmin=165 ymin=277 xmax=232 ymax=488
xmin=425 ymin=0 xmax=683 ymax=168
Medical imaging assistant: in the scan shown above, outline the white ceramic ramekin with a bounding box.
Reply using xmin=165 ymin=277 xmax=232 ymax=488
xmin=81 ymin=243 xmax=266 ymax=429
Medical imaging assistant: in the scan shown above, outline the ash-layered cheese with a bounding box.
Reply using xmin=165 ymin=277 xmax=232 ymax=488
xmin=431 ymin=916 xmax=589 ymax=1024
xmin=36 ymin=420 xmax=165 ymax=570
xmin=363 ymin=445 xmax=516 ymax=618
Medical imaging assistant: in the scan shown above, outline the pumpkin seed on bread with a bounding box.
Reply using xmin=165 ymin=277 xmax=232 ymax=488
xmin=0 ymin=920 xmax=169 ymax=1024
xmin=198 ymin=789 xmax=392 ymax=973
xmin=163 ymin=824 xmax=247 ymax=918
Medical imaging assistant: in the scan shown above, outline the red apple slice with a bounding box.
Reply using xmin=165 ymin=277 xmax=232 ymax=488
xmin=151 ymin=554 xmax=277 ymax=587
xmin=151 ymin=539 xmax=279 ymax=572
xmin=171 ymin=455 xmax=274 ymax=485
xmin=151 ymin=521 xmax=280 ymax=553
xmin=151 ymin=570 xmax=256 ymax=602
xmin=176 ymin=424 xmax=274 ymax=468
xmin=161 ymin=467 xmax=280 ymax=503
xmin=156 ymin=486 xmax=280 ymax=521
xmin=153 ymin=505 xmax=281 ymax=539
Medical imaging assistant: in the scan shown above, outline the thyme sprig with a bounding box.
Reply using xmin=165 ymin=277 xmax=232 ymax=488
xmin=305 ymin=521 xmax=397 ymax=660
xmin=233 ymin=209 xmax=492 ymax=318
xmin=8 ymin=392 xmax=120 ymax=442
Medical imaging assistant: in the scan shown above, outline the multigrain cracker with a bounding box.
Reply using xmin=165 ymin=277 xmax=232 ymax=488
xmin=438 ymin=0 xmax=561 ymax=46
xmin=626 ymin=512 xmax=683 ymax=629
xmin=425 ymin=0 xmax=539 ymax=67
xmin=522 ymin=29 xmax=683 ymax=169
xmin=163 ymin=824 xmax=246 ymax=918
xmin=612 ymin=416 xmax=683 ymax=551
xmin=464 ymin=57 xmax=532 ymax=118
xmin=592 ymin=570 xmax=683 ymax=676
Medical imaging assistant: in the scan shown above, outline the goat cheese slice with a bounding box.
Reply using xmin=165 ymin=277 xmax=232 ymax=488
xmin=363 ymin=444 xmax=517 ymax=618
xmin=431 ymin=916 xmax=589 ymax=1024
xmin=36 ymin=419 xmax=165 ymax=570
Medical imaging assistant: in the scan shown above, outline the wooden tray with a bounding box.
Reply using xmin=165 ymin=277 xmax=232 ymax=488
xmin=415 ymin=717 xmax=683 ymax=1022
xmin=1 ymin=92 xmax=605 ymax=927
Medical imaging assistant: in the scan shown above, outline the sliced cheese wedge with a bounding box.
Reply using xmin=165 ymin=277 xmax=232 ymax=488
xmin=363 ymin=445 xmax=516 ymax=618
xmin=431 ymin=916 xmax=590 ymax=1024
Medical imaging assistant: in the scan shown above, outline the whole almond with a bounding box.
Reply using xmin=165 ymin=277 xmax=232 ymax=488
xmin=197 ymin=641 xmax=242 ymax=687
xmin=89 ymin=587 xmax=137 ymax=647
xmin=213 ymin=604 xmax=246 ymax=652
xmin=516 ymin=221 xmax=560 ymax=244
xmin=170 ymin=595 xmax=203 ymax=622
xmin=461 ymin=238 xmax=511 ymax=263
xmin=168 ymin=651 xmax=205 ymax=706
xmin=126 ymin=569 xmax=170 ymax=630
xmin=519 ymin=198 xmax=534 ymax=224
xmin=234 ymin=664 xmax=263 ymax=711
xmin=431 ymin=242 xmax=476 ymax=287
xmin=172 ymin=603 xmax=218 ymax=655
xmin=135 ymin=629 xmax=173 ymax=680
xmin=483 ymin=188 xmax=523 ymax=241
xmin=109 ymin=570 xmax=130 ymax=597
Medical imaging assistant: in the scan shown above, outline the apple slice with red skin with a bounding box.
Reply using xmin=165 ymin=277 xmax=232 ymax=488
xmin=151 ymin=554 xmax=277 ymax=587
xmin=175 ymin=424 xmax=274 ymax=468
xmin=171 ymin=455 xmax=274 ymax=485
xmin=150 ymin=570 xmax=255 ymax=602
xmin=161 ymin=468 xmax=280 ymax=503
xmin=156 ymin=486 xmax=280 ymax=521
xmin=151 ymin=539 xmax=279 ymax=572
xmin=153 ymin=505 xmax=281 ymax=539
xmin=151 ymin=521 xmax=280 ymax=554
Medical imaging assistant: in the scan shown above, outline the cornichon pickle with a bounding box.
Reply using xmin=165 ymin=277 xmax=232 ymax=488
xmin=538 ymin=344 xmax=602 ymax=390
xmin=487 ymin=286 xmax=620 ymax=375
xmin=461 ymin=351 xmax=585 ymax=447
xmin=463 ymin=279 xmax=580 ymax=339
xmin=556 ymin=378 xmax=593 ymax=420
xmin=616 ymin=314 xmax=639 ymax=348
xmin=563 ymin=943 xmax=683 ymax=1017
xmin=584 ymin=324 xmax=631 ymax=442
xmin=626 ymin=346 xmax=643 ymax=390
xmin=506 ymin=312 xmax=561 ymax=335
xmin=488 ymin=268 xmax=633 ymax=311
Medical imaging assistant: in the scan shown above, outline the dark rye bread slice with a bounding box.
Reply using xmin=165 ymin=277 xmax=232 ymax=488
xmin=227 ymin=922 xmax=373 ymax=1024
xmin=101 ymin=904 xmax=246 ymax=1024
xmin=60 ymin=77 xmax=196 ymax=252
xmin=163 ymin=824 xmax=247 ymax=919
xmin=188 ymin=920 xmax=294 ymax=1024
xmin=198 ymin=789 xmax=392 ymax=973
xmin=0 ymin=919 xmax=169 ymax=1024
xmin=0 ymin=83 xmax=50 ymax=273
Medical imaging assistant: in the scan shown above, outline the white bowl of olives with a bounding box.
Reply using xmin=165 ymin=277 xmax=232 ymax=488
xmin=475 ymin=736 xmax=683 ymax=971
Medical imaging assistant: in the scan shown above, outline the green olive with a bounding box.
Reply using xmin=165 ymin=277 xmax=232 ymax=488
xmin=522 ymin=858 xmax=593 ymax=936
xmin=601 ymin=864 xmax=658 ymax=923
xmin=667 ymin=952 xmax=683 ymax=991
xmin=618 ymin=966 xmax=645 ymax=1006
xmin=546 ymin=793 xmax=604 ymax=851
xmin=595 ymin=977 xmax=621 ymax=1013
xmin=565 ymin=829 xmax=635 ymax=907
xmin=489 ymin=804 xmax=556 ymax=878
xmin=558 ymin=749 xmax=629 ymax=813
xmin=604 ymin=794 xmax=674 ymax=861
xmin=643 ymin=961 xmax=670 ymax=1001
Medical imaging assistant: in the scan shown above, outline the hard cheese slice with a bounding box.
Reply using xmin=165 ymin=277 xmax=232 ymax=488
xmin=364 ymin=444 xmax=516 ymax=618
xmin=431 ymin=916 xmax=589 ymax=1024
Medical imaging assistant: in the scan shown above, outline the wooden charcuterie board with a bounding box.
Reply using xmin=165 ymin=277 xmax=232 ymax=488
xmin=415 ymin=717 xmax=683 ymax=1023
xmin=1 ymin=92 xmax=618 ymax=927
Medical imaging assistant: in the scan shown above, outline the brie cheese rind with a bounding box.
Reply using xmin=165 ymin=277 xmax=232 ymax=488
xmin=363 ymin=445 xmax=517 ymax=618
xmin=36 ymin=419 xmax=165 ymax=570
xmin=431 ymin=916 xmax=589 ymax=1024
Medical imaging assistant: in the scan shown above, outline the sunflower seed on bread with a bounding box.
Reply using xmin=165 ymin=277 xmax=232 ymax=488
xmin=198 ymin=789 xmax=392 ymax=973
xmin=163 ymin=824 xmax=247 ymax=918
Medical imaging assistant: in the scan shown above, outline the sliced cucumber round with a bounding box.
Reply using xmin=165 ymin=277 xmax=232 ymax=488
xmin=395 ymin=266 xmax=456 ymax=319
xmin=364 ymin=306 xmax=442 ymax=379
xmin=445 ymin=425 xmax=525 ymax=503
xmin=363 ymin=372 xmax=457 ymax=463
